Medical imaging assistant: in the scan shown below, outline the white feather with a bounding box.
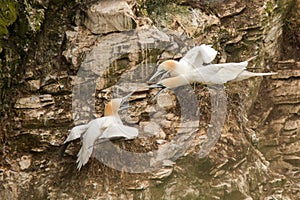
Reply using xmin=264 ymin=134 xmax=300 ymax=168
xmin=64 ymin=124 xmax=89 ymax=144
xmin=181 ymin=44 xmax=217 ymax=68
xmin=76 ymin=116 xmax=138 ymax=170
xmin=187 ymin=61 xmax=249 ymax=84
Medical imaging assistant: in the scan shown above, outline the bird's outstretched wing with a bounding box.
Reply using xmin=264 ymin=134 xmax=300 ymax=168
xmin=76 ymin=118 xmax=104 ymax=170
xmin=181 ymin=45 xmax=217 ymax=68
xmin=215 ymin=61 xmax=248 ymax=83
xmin=101 ymin=123 xmax=138 ymax=140
xmin=187 ymin=61 xmax=248 ymax=84
xmin=64 ymin=124 xmax=89 ymax=143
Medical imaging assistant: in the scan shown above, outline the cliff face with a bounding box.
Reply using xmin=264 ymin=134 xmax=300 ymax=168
xmin=0 ymin=0 xmax=299 ymax=199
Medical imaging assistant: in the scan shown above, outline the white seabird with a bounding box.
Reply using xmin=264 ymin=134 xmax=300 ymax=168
xmin=62 ymin=93 xmax=138 ymax=170
xmin=150 ymin=56 xmax=277 ymax=91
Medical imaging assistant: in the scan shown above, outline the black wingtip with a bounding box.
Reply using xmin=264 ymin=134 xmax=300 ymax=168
xmin=58 ymin=142 xmax=70 ymax=161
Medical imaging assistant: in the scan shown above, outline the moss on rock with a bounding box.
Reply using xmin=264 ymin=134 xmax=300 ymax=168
xmin=0 ymin=0 xmax=18 ymax=36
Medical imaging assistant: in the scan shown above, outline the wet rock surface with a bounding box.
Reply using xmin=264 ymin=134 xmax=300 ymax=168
xmin=0 ymin=0 xmax=299 ymax=199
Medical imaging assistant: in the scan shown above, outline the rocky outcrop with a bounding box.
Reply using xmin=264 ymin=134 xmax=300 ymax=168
xmin=0 ymin=0 xmax=299 ymax=199
xmin=248 ymin=59 xmax=300 ymax=199
xmin=83 ymin=0 xmax=136 ymax=34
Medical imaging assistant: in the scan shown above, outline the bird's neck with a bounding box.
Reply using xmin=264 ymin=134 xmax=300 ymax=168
xmin=161 ymin=75 xmax=190 ymax=88
xmin=104 ymin=102 xmax=118 ymax=117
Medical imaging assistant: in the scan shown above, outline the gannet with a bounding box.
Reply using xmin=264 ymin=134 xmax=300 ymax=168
xmin=150 ymin=56 xmax=277 ymax=92
xmin=149 ymin=44 xmax=217 ymax=81
xmin=61 ymin=93 xmax=138 ymax=170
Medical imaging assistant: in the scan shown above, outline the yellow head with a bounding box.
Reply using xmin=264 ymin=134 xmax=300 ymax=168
xmin=103 ymin=92 xmax=133 ymax=116
xmin=104 ymin=99 xmax=122 ymax=116
xmin=159 ymin=60 xmax=177 ymax=71
xmin=149 ymin=60 xmax=178 ymax=81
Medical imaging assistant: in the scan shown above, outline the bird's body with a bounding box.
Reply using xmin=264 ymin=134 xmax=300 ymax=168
xmin=149 ymin=44 xmax=217 ymax=81
xmin=188 ymin=61 xmax=250 ymax=85
xmin=187 ymin=61 xmax=277 ymax=84
xmin=62 ymin=95 xmax=138 ymax=170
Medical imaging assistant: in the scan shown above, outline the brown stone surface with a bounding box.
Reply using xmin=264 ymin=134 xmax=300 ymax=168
xmin=0 ymin=0 xmax=299 ymax=199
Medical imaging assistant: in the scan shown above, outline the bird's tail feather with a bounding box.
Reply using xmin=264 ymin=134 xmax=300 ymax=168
xmin=236 ymin=71 xmax=277 ymax=81
xmin=251 ymin=72 xmax=278 ymax=76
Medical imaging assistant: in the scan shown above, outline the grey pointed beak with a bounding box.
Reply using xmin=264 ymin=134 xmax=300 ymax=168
xmin=119 ymin=104 xmax=130 ymax=110
xmin=149 ymin=70 xmax=165 ymax=81
xmin=119 ymin=91 xmax=134 ymax=110
xmin=150 ymin=87 xmax=165 ymax=101
xmin=148 ymin=83 xmax=166 ymax=101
